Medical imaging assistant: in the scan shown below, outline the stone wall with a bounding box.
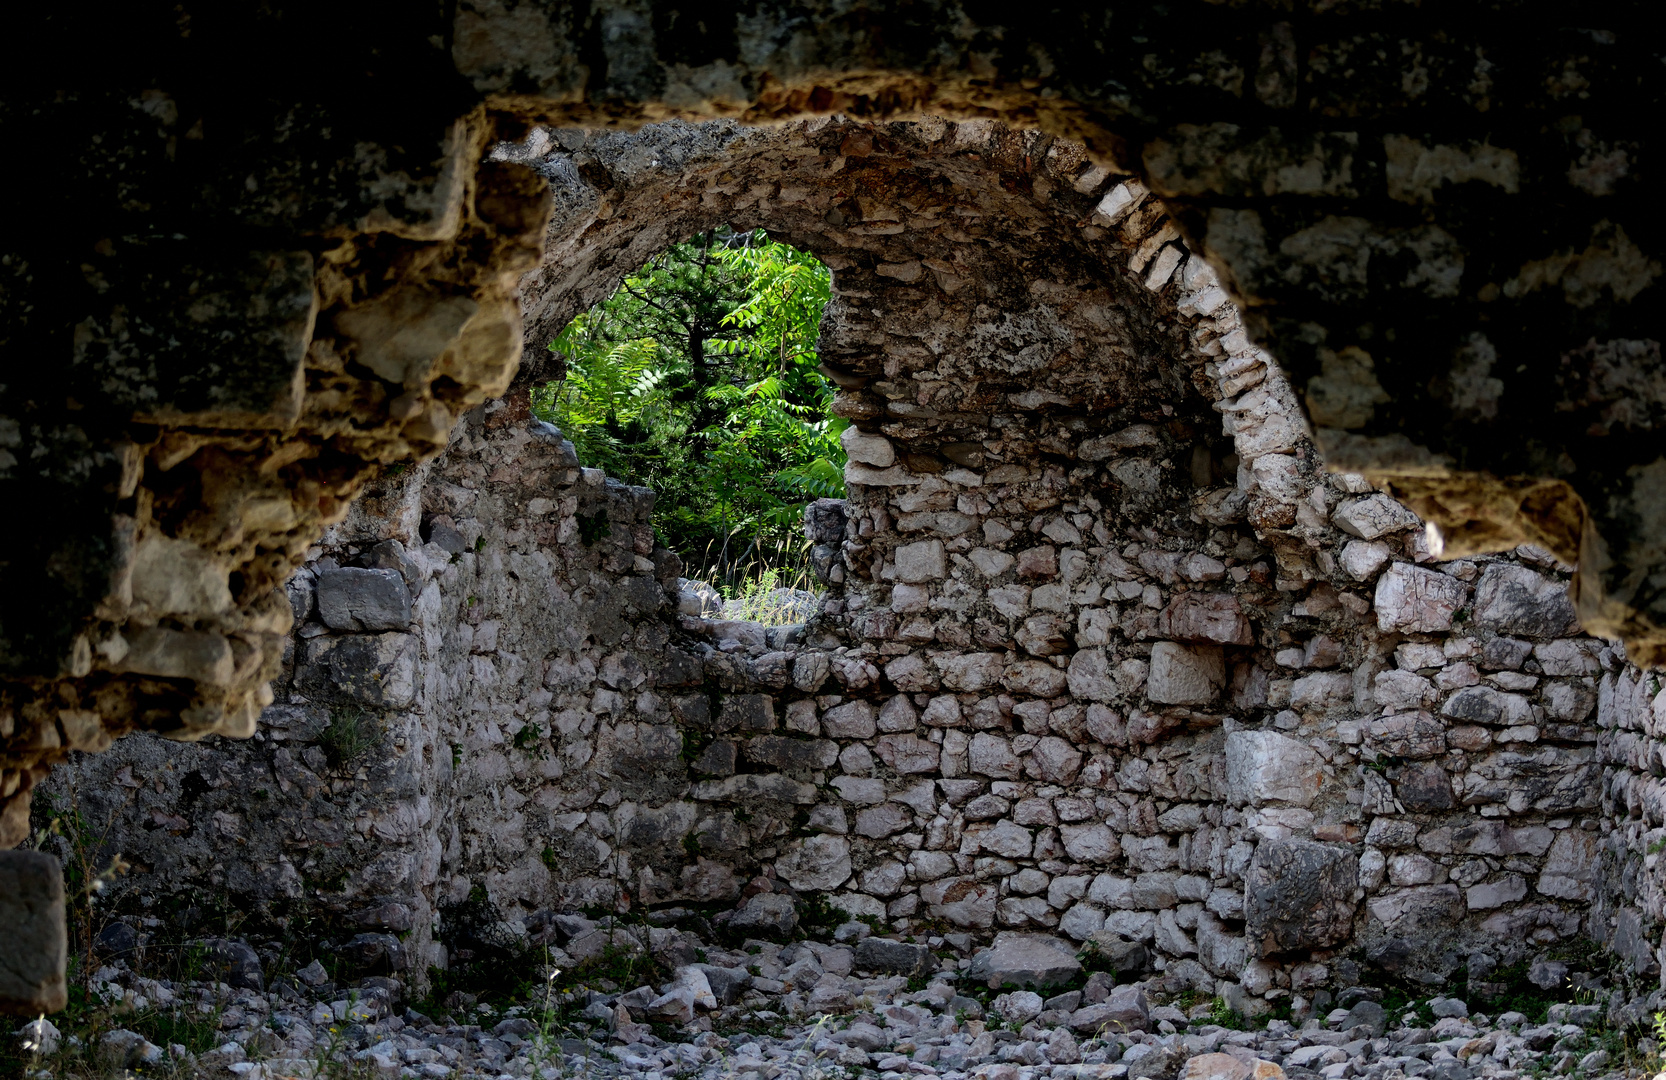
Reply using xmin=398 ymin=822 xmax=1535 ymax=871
xmin=51 ymin=121 xmax=1666 ymax=1018
xmin=5 ymin=7 xmax=1665 ymax=821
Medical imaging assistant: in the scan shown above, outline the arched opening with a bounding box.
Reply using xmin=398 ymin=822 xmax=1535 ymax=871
xmin=532 ymin=227 xmax=843 ymax=621
xmin=33 ymin=115 xmax=1638 ymax=1059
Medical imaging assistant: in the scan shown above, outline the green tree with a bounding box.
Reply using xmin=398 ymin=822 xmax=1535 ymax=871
xmin=533 ymin=230 xmax=845 ymax=581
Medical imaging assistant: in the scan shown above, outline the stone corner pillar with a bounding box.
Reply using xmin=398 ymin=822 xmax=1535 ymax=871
xmin=0 ymin=850 xmax=67 ymax=1015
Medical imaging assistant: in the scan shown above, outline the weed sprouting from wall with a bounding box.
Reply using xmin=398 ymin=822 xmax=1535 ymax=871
xmin=318 ymin=706 xmax=382 ymax=771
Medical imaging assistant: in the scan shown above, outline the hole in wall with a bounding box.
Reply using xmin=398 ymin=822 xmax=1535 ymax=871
xmin=533 ymin=226 xmax=843 ymax=629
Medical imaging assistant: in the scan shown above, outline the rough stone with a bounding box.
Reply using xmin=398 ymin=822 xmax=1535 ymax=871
xmin=316 ymin=567 xmax=412 ymax=632
xmin=727 ymin=894 xmax=799 ymax=940
xmin=0 ymin=852 xmax=67 ymax=1015
xmin=774 ymin=836 xmax=852 ymax=892
xmin=1375 ymin=564 xmax=1472 ymax=633
xmin=1471 ymin=564 xmax=1580 ymax=640
xmin=965 ymin=933 xmax=1083 ymax=989
xmin=1225 ymin=731 xmax=1324 ymax=807
xmin=1147 ymin=642 xmax=1224 ymax=704
xmin=1245 ymin=840 xmax=1358 ymax=955
xmin=854 ymin=937 xmax=937 ymax=977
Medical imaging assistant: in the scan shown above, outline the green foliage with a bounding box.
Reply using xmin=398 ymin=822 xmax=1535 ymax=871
xmin=534 ymin=229 xmax=845 ymax=579
xmin=795 ymin=894 xmax=851 ymax=940
xmin=705 ymin=564 xmax=818 ymax=626
xmin=318 ymin=705 xmax=381 ymax=771
xmin=1206 ymin=996 xmax=1248 ymax=1029
xmin=576 ymin=509 xmax=611 ymax=546
xmin=513 ymin=722 xmax=547 ymax=758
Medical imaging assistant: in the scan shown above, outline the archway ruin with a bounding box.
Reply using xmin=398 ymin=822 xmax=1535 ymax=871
xmin=2 ymin=1 xmax=1663 ymax=1035
xmin=43 ymin=121 xmax=1664 ymax=1035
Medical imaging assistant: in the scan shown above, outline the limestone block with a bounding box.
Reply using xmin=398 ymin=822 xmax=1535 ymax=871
xmin=1612 ymin=908 xmax=1659 ymax=976
xmin=966 ymin=933 xmax=1083 ymax=989
xmin=821 ymin=701 xmax=876 ymax=738
xmin=130 ymin=534 xmax=233 ymax=617
xmin=890 ymin=583 xmax=929 ymax=613
xmin=1374 ymin=563 xmax=1471 ymax=633
xmin=1065 ymin=649 xmax=1118 ymax=702
xmin=1365 ymin=712 xmax=1445 ymax=759
xmin=1290 ymin=671 xmax=1353 ymax=715
xmin=693 ymin=773 xmax=817 ymax=804
xmin=1059 ymin=823 xmax=1120 ymax=863
xmin=1461 ymin=746 xmax=1600 ymax=813
xmin=992 ymin=990 xmax=1045 ymax=1024
xmin=198 ymin=937 xmax=266 ymax=989
xmin=1182 ymin=1053 xmax=1252 ymax=1080
xmin=1245 ymin=839 xmax=1358 ymax=955
xmin=744 ymin=735 xmax=838 ymax=771
xmin=873 ymin=734 xmax=940 ymax=774
xmin=1103 ymin=910 xmax=1157 ymax=941
xmin=1465 ymin=874 xmax=1527 ymax=909
xmin=1155 ymin=592 xmax=1254 ymax=645
xmin=1026 ymin=736 xmax=1084 ymax=784
xmin=1147 ymin=642 xmax=1224 ymax=704
xmin=1471 ymin=564 xmax=1580 ymax=640
xmin=969 ymin=732 xmax=1021 ymax=779
xmin=854 ymin=937 xmax=937 ymax=976
xmin=937 ymin=652 xmax=1003 ymax=692
xmin=1154 ymin=909 xmax=1196 ymax=957
xmin=1537 ymin=829 xmax=1599 ymax=900
xmin=853 ymin=803 xmax=912 ymax=838
xmin=114 ymin=626 xmax=237 ymax=687
xmin=1534 ymin=639 xmax=1601 ymax=676
xmin=844 ymin=462 xmax=912 ymax=486
xmin=1122 ymin=835 xmax=1181 ymax=872
xmin=775 ymin=835 xmax=852 ymax=891
xmin=893 ymin=540 xmax=946 ymax=583
xmin=784 ymin=698 xmax=820 ymax=734
xmin=1058 ymin=903 xmax=1106 ymax=941
xmin=1080 ymin=425 xmax=1161 ymax=460
xmin=1386 ymin=853 xmax=1438 ymax=886
xmin=297 ymin=632 xmax=417 ymax=707
xmin=1541 ymin=679 xmax=1597 ymax=723
xmin=861 ymin=861 xmax=908 ymax=897
xmin=1195 ymin=911 xmax=1247 ymax=978
xmin=977 ymin=820 xmax=1035 ymax=858
xmin=1332 ymin=494 xmax=1420 ymax=539
xmin=0 ymin=851 xmax=67 ymax=1015
xmin=969 ymin=547 xmax=1016 ymax=576
xmin=1368 ymin=884 xmax=1465 ymax=937
xmin=1075 ymin=984 xmax=1150 ymax=1032
xmin=1373 ymin=669 xmax=1437 ymax=712
xmin=883 ymin=654 xmax=935 ymax=691
xmin=1441 ymin=685 xmax=1533 ymax=726
xmin=1235 ymin=411 xmax=1303 ymax=459
xmin=1224 ymin=730 xmax=1323 ymax=807
xmin=840 ymin=425 xmax=895 ymax=467
xmin=316 ymin=567 xmax=412 ymax=631
xmin=728 ymin=893 xmax=798 ymax=939
xmin=1015 ymin=613 xmax=1072 ymax=656
xmin=1016 ymin=545 xmax=1058 ymax=580
xmin=718 ymin=694 xmax=775 ymax=733
xmin=1003 ymin=659 xmax=1068 ymax=697
xmin=1392 ymin=761 xmax=1454 ymax=812
xmin=921 ymin=876 xmax=998 ymax=929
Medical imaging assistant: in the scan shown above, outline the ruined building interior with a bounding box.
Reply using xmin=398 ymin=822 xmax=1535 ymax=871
xmin=1 ymin=4 xmax=1663 ymax=1079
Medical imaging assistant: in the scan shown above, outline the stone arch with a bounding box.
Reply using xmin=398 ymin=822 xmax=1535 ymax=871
xmin=44 ymin=119 xmax=1660 ymax=1020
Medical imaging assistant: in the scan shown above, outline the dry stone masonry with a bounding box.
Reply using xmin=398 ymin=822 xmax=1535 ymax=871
xmin=52 ymin=122 xmax=1666 ymax=1038
xmin=4 ymin=4 xmax=1665 ymax=835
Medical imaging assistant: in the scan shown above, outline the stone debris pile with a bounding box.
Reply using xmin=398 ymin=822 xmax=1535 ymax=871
xmin=12 ymin=920 xmax=1652 ymax=1080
